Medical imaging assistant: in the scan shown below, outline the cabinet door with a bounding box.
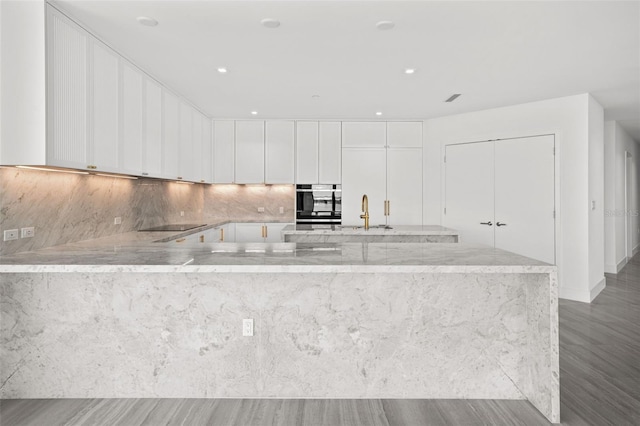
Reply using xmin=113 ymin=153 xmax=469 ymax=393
xmin=319 ymin=122 xmax=342 ymax=184
xmin=265 ymin=121 xmax=295 ymax=184
xmin=235 ymin=223 xmax=264 ymax=242
xmin=495 ymin=135 xmax=555 ymax=264
xmin=178 ymin=102 xmax=194 ymax=181
xmin=387 ymin=148 xmax=423 ymax=225
xmin=235 ymin=121 xmax=264 ymax=184
xmin=191 ymin=111 xmax=203 ymax=182
xmin=444 ymin=142 xmax=495 ymax=246
xmin=296 ymin=121 xmax=319 ymax=184
xmin=162 ymin=90 xmax=180 ymax=179
xmin=341 ymin=122 xmax=386 ymax=148
xmin=213 ymin=121 xmax=235 ymax=183
xmin=265 ymin=223 xmax=289 ymax=243
xmin=201 ymin=117 xmax=213 ymax=183
xmin=387 ymin=122 xmax=422 ymax=148
xmin=90 ymin=40 xmax=119 ymax=172
xmin=341 ymin=148 xmax=387 ymax=226
xmin=121 ymin=61 xmax=143 ymax=174
xmin=47 ymin=8 xmax=89 ymax=169
xmin=143 ymin=78 xmax=162 ymax=177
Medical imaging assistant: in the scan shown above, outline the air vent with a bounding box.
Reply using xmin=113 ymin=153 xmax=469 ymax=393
xmin=445 ymin=94 xmax=461 ymax=102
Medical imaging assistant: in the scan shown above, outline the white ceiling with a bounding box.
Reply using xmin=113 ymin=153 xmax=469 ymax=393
xmin=52 ymin=0 xmax=640 ymax=141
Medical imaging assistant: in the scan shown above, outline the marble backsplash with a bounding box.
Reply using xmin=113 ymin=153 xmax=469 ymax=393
xmin=0 ymin=167 xmax=294 ymax=255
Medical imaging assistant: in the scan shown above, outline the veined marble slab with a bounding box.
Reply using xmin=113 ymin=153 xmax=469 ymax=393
xmin=282 ymin=224 xmax=459 ymax=243
xmin=0 ymin=270 xmax=559 ymax=423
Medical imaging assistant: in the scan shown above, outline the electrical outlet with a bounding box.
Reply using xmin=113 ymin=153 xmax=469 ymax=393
xmin=180 ymin=211 xmax=185 ymax=217
xmin=279 ymin=206 xmax=284 ymax=214
xmin=3 ymin=229 xmax=18 ymax=241
xmin=242 ymin=319 xmax=254 ymax=337
xmin=257 ymin=207 xmax=265 ymax=213
xmin=20 ymin=227 xmax=35 ymax=238
xmin=114 ymin=217 xmax=122 ymax=225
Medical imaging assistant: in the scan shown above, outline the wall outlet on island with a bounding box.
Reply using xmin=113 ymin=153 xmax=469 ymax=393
xmin=257 ymin=207 xmax=265 ymax=213
xmin=3 ymin=229 xmax=18 ymax=241
xmin=20 ymin=227 xmax=35 ymax=238
xmin=114 ymin=217 xmax=122 ymax=225
xmin=242 ymin=319 xmax=254 ymax=337
xmin=279 ymin=206 xmax=284 ymax=214
xmin=180 ymin=211 xmax=185 ymax=217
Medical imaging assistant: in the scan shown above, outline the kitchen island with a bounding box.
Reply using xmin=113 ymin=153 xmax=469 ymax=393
xmin=0 ymin=231 xmax=558 ymax=423
xmin=282 ymin=224 xmax=459 ymax=243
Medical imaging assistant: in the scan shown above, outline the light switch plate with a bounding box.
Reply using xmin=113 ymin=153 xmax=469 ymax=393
xmin=257 ymin=207 xmax=265 ymax=213
xmin=114 ymin=217 xmax=122 ymax=225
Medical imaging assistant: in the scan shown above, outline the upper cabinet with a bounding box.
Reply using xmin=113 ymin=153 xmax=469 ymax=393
xmin=296 ymin=121 xmax=341 ymax=184
xmin=213 ymin=121 xmax=235 ymax=183
xmin=235 ymin=121 xmax=265 ymax=184
xmin=387 ymin=122 xmax=422 ymax=148
xmin=265 ymin=121 xmax=295 ymax=184
xmin=46 ymin=7 xmax=88 ymax=169
xmin=40 ymin=6 xmax=213 ymax=181
xmin=342 ymin=122 xmax=386 ymax=148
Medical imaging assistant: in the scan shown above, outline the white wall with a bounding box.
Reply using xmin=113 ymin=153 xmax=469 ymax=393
xmin=604 ymin=121 xmax=640 ymax=273
xmin=423 ymin=94 xmax=605 ymax=303
xmin=588 ymin=96 xmax=605 ymax=296
xmin=0 ymin=0 xmax=47 ymax=165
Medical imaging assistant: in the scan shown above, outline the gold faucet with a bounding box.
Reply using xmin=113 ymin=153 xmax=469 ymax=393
xmin=360 ymin=194 xmax=370 ymax=230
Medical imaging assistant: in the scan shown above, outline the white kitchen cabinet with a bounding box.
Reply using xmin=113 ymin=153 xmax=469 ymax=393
xmin=162 ymin=90 xmax=180 ymax=179
xmin=90 ymin=39 xmax=120 ymax=173
xmin=235 ymin=121 xmax=265 ymax=184
xmin=46 ymin=7 xmax=89 ymax=169
xmin=341 ymin=122 xmax=386 ymax=148
xmin=213 ymin=121 xmax=235 ymax=183
xmin=265 ymin=121 xmax=295 ymax=184
xmin=191 ymin=111 xmax=203 ymax=182
xmin=143 ymin=78 xmax=163 ymax=177
xmin=120 ymin=61 xmax=143 ymax=175
xmin=387 ymin=122 xmax=422 ymax=148
xmin=178 ymin=102 xmax=194 ymax=181
xmin=319 ymin=121 xmax=342 ymax=184
xmin=386 ymin=148 xmax=423 ymax=226
xmin=296 ymin=121 xmax=319 ymax=184
xmin=234 ymin=223 xmax=289 ymax=242
xmin=342 ymin=148 xmax=387 ymax=226
xmin=201 ymin=116 xmax=213 ymax=183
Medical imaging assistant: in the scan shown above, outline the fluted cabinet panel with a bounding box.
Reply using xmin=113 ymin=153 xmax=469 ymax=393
xmin=46 ymin=8 xmax=88 ymax=168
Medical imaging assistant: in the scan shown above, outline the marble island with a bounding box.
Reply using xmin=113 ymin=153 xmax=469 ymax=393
xmin=0 ymin=230 xmax=558 ymax=423
xmin=282 ymin=224 xmax=459 ymax=243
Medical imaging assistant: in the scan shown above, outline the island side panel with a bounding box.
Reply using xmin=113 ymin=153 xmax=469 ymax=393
xmin=1 ymin=270 xmax=557 ymax=422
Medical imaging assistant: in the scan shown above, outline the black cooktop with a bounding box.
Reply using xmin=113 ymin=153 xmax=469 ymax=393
xmin=139 ymin=224 xmax=206 ymax=232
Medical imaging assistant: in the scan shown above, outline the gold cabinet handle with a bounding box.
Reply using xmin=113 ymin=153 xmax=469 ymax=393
xmin=87 ymin=165 xmax=97 ymax=170
xmin=264 ymin=225 xmax=268 ymax=239
xmin=220 ymin=228 xmax=224 ymax=242
xmin=384 ymin=200 xmax=390 ymax=216
xmin=199 ymin=235 xmax=205 ymax=243
xmin=177 ymin=176 xmax=183 ymax=180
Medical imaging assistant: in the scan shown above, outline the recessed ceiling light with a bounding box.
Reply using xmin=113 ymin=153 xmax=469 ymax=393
xmin=251 ymin=111 xmax=258 ymax=115
xmin=376 ymin=21 xmax=395 ymax=30
xmin=404 ymin=68 xmax=416 ymax=74
xmin=376 ymin=112 xmax=383 ymax=116
xmin=312 ymin=94 xmax=320 ymax=99
xmin=137 ymin=16 xmax=158 ymax=27
xmin=261 ymin=18 xmax=281 ymax=28
xmin=217 ymin=67 xmax=227 ymax=73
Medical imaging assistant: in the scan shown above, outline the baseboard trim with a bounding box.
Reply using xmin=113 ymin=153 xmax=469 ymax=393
xmin=634 ymin=244 xmax=640 ymax=257
xmin=590 ymin=277 xmax=606 ymax=302
xmin=605 ymin=264 xmax=617 ymax=274
xmin=617 ymin=257 xmax=628 ymax=273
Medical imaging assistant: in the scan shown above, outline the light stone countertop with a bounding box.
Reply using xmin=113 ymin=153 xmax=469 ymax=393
xmin=0 ymin=227 xmax=554 ymax=274
xmin=282 ymin=224 xmax=459 ymax=236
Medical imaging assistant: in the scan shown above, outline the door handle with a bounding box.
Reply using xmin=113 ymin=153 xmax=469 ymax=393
xmin=496 ymin=222 xmax=507 ymax=227
xmin=480 ymin=221 xmax=493 ymax=226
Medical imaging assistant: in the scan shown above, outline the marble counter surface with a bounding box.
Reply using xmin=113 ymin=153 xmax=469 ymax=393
xmin=0 ymin=229 xmax=551 ymax=274
xmin=282 ymin=224 xmax=459 ymax=243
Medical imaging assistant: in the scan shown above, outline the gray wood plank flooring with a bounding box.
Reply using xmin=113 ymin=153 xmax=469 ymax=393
xmin=2 ymin=254 xmax=640 ymax=425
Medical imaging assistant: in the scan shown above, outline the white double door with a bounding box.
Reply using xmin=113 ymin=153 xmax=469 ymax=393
xmin=444 ymin=135 xmax=555 ymax=264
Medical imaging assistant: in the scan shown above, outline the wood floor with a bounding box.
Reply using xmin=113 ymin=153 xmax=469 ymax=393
xmin=2 ymin=255 xmax=639 ymax=426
